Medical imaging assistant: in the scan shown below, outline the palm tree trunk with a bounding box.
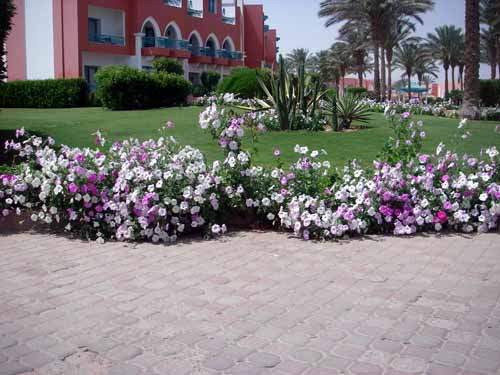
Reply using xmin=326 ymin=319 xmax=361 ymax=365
xmin=491 ymin=63 xmax=497 ymax=80
xmin=459 ymin=65 xmax=464 ymax=90
xmin=358 ymin=70 xmax=364 ymax=87
xmin=451 ymin=66 xmax=456 ymax=91
xmin=407 ymin=71 xmax=412 ymax=103
xmin=373 ymin=42 xmax=381 ymax=100
xmin=497 ymin=39 xmax=500 ymax=79
xmin=380 ymin=45 xmax=386 ymax=101
xmin=387 ymin=60 xmax=392 ymax=101
xmin=444 ymin=66 xmax=449 ymax=99
xmin=461 ymin=0 xmax=481 ymax=119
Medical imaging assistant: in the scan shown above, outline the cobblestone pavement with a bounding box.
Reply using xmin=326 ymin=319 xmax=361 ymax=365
xmin=0 ymin=231 xmax=500 ymax=375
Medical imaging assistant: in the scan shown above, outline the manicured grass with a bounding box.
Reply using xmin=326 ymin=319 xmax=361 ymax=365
xmin=1 ymin=107 xmax=499 ymax=167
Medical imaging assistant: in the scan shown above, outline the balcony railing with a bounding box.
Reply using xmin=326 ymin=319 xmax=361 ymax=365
xmin=190 ymin=46 xmax=215 ymax=57
xmin=187 ymin=7 xmax=203 ymax=17
xmin=142 ymin=36 xmax=190 ymax=50
xmin=222 ymin=16 xmax=235 ymax=24
xmin=216 ymin=50 xmax=243 ymax=60
xmin=88 ymin=33 xmax=125 ymax=46
xmin=164 ymin=0 xmax=181 ymax=6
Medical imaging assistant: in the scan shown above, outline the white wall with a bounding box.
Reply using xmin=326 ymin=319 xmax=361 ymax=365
xmin=25 ymin=0 xmax=54 ymax=79
xmin=88 ymin=6 xmax=125 ymax=37
xmin=82 ymin=52 xmax=135 ymax=72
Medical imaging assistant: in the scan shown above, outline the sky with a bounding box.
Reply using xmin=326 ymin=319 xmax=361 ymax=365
xmin=245 ymin=0 xmax=492 ymax=83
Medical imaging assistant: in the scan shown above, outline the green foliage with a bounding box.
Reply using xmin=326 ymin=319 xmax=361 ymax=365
xmin=0 ymin=79 xmax=88 ymax=108
xmin=449 ymin=89 xmax=463 ymax=105
xmin=217 ymin=68 xmax=271 ymax=98
xmin=200 ymin=71 xmax=221 ymax=93
xmin=152 ymin=57 xmax=184 ymax=75
xmin=0 ymin=0 xmax=16 ymax=82
xmin=345 ymin=87 xmax=368 ymax=96
xmin=191 ymin=84 xmax=206 ymax=97
xmin=95 ymin=65 xmax=191 ymax=110
xmin=479 ymin=80 xmax=500 ymax=107
xmin=324 ymin=93 xmax=372 ymax=130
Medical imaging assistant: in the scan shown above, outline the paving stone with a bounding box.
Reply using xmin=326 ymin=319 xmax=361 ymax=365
xmin=390 ymin=356 xmax=428 ymax=373
xmin=291 ymin=348 xmax=323 ymax=363
xmin=202 ymin=355 xmax=235 ymax=371
xmin=106 ymin=345 xmax=143 ymax=361
xmin=0 ymin=231 xmax=499 ymax=374
xmin=0 ymin=361 xmax=34 ymax=375
xmin=247 ymin=351 xmax=281 ymax=368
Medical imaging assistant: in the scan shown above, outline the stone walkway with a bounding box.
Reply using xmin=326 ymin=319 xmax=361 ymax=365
xmin=0 ymin=231 xmax=500 ymax=375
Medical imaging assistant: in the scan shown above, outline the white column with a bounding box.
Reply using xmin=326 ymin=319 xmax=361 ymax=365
xmin=182 ymin=59 xmax=189 ymax=81
xmin=134 ymin=33 xmax=145 ymax=70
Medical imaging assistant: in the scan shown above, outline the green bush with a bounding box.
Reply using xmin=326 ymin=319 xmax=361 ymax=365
xmin=191 ymin=84 xmax=207 ymax=97
xmin=345 ymin=87 xmax=368 ymax=96
xmin=0 ymin=78 xmax=87 ymax=108
xmin=449 ymin=89 xmax=463 ymax=105
xmin=152 ymin=57 xmax=184 ymax=76
xmin=95 ymin=65 xmax=191 ymax=110
xmin=479 ymin=80 xmax=500 ymax=107
xmin=201 ymin=71 xmax=220 ymax=94
xmin=217 ymin=68 xmax=271 ymax=98
xmin=155 ymin=72 xmax=192 ymax=107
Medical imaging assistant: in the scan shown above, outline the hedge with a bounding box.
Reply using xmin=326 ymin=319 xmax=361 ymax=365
xmin=201 ymin=71 xmax=221 ymax=94
xmin=95 ymin=65 xmax=191 ymax=110
xmin=152 ymin=57 xmax=184 ymax=76
xmin=479 ymin=80 xmax=500 ymax=107
xmin=345 ymin=87 xmax=368 ymax=96
xmin=217 ymin=68 xmax=271 ymax=98
xmin=0 ymin=78 xmax=88 ymax=108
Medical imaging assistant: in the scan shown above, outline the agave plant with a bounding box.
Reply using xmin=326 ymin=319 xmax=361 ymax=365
xmin=236 ymin=55 xmax=325 ymax=131
xmin=324 ymin=93 xmax=372 ymax=131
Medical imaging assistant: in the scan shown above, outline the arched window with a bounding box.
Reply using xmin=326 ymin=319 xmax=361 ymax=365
xmin=222 ymin=39 xmax=234 ymax=52
xmin=142 ymin=19 xmax=159 ymax=47
xmin=166 ymin=25 xmax=178 ymax=40
xmin=206 ymin=36 xmax=218 ymax=57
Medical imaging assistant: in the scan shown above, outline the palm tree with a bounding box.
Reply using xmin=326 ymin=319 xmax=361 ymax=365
xmin=449 ymin=28 xmax=465 ymax=91
xmin=480 ymin=28 xmax=497 ymax=79
xmin=394 ymin=42 xmax=424 ymax=102
xmin=415 ymin=56 xmax=439 ymax=89
xmin=461 ymin=0 xmax=481 ymax=119
xmin=480 ymin=0 xmax=500 ymax=78
xmin=385 ymin=20 xmax=415 ymax=100
xmin=421 ymin=74 xmax=437 ymax=99
xmin=319 ymin=0 xmax=434 ymax=101
xmin=427 ymin=25 xmax=462 ymax=99
xmin=330 ymin=42 xmax=353 ymax=93
xmin=286 ymin=48 xmax=311 ymax=73
xmin=315 ymin=49 xmax=341 ymax=87
xmin=339 ymin=23 xmax=371 ymax=87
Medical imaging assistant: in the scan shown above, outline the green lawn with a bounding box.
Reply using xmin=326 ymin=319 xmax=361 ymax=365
xmin=1 ymin=107 xmax=499 ymax=167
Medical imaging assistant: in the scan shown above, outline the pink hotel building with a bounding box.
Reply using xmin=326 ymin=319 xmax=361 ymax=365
xmin=6 ymin=0 xmax=279 ymax=87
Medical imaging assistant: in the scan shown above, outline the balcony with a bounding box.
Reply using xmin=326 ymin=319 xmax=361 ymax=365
xmin=88 ymin=6 xmax=125 ymax=46
xmin=88 ymin=33 xmax=125 ymax=46
xmin=164 ymin=0 xmax=182 ymax=7
xmin=187 ymin=0 xmax=203 ymax=17
xmin=222 ymin=16 xmax=235 ymax=24
xmin=143 ymin=36 xmax=190 ymax=50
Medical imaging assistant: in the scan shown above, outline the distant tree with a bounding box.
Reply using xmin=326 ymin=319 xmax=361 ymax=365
xmin=394 ymin=42 xmax=425 ymax=101
xmin=385 ymin=19 xmax=416 ymax=100
xmin=338 ymin=22 xmax=371 ymax=87
xmin=426 ymin=25 xmax=463 ymax=98
xmin=285 ymin=48 xmax=312 ymax=73
xmin=319 ymin=0 xmax=434 ymax=101
xmin=461 ymin=0 xmax=481 ymax=119
xmin=0 ymin=0 xmax=16 ymax=82
xmin=330 ymin=42 xmax=353 ymax=93
xmin=480 ymin=28 xmax=497 ymax=79
xmin=480 ymin=0 xmax=500 ymax=79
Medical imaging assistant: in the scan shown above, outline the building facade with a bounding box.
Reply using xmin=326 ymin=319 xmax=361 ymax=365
xmin=6 ymin=0 xmax=278 ymax=87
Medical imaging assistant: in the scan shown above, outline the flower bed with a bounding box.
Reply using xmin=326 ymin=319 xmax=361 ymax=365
xmin=1 ymin=107 xmax=499 ymax=243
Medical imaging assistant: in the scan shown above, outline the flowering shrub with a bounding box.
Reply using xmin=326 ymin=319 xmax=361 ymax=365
xmin=1 ymin=107 xmax=499 ymax=243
